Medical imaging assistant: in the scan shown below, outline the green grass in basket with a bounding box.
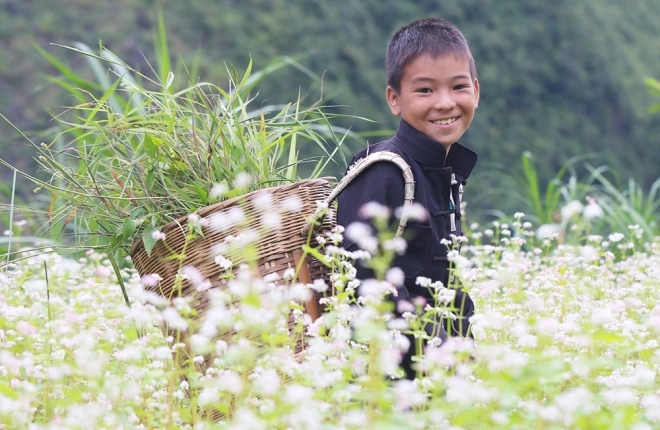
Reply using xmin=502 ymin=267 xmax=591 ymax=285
xmin=5 ymin=41 xmax=360 ymax=260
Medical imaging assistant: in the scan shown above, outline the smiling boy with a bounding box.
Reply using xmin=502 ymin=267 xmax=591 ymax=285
xmin=337 ymin=17 xmax=480 ymax=379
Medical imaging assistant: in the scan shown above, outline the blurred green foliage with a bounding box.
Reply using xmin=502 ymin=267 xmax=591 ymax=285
xmin=1 ymin=0 xmax=659 ymax=222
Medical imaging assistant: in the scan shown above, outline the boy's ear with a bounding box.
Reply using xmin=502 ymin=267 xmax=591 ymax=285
xmin=386 ymin=86 xmax=401 ymax=116
xmin=474 ymin=78 xmax=480 ymax=108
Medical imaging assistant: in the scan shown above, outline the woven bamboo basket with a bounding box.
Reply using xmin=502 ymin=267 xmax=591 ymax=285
xmin=129 ymin=151 xmax=414 ymax=374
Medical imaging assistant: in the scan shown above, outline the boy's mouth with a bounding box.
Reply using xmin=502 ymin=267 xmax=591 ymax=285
xmin=432 ymin=117 xmax=459 ymax=126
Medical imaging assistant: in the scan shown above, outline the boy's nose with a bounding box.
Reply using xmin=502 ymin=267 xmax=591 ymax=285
xmin=433 ymin=91 xmax=456 ymax=110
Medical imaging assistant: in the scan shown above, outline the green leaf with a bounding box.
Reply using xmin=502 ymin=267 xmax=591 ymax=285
xmin=142 ymin=229 xmax=158 ymax=257
xmin=119 ymin=218 xmax=136 ymax=240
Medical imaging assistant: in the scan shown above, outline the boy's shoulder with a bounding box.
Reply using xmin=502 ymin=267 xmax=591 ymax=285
xmin=351 ymin=139 xmax=403 ymax=163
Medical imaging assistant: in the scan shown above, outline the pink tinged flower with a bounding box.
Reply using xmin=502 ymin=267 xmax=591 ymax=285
xmin=397 ymin=300 xmax=415 ymax=314
xmin=395 ymin=202 xmax=428 ymax=222
xmin=94 ymin=266 xmax=112 ymax=278
xmin=583 ymin=199 xmax=604 ymax=219
xmin=140 ymin=273 xmax=162 ymax=288
xmin=16 ymin=321 xmax=37 ymax=336
xmin=386 ymin=267 xmax=405 ymax=286
xmin=181 ymin=265 xmax=205 ymax=287
xmin=394 ymin=379 xmax=427 ymax=410
xmin=359 ymin=201 xmax=390 ymax=220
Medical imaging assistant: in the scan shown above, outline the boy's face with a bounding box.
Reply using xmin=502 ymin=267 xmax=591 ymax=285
xmin=386 ymin=54 xmax=480 ymax=150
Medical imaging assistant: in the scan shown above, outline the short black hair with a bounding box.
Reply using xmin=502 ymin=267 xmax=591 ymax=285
xmin=386 ymin=17 xmax=477 ymax=92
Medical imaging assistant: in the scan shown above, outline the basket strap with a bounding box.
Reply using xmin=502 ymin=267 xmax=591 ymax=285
xmin=324 ymin=150 xmax=415 ymax=238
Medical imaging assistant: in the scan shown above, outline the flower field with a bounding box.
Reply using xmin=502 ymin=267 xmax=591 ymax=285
xmin=1 ymin=218 xmax=659 ymax=429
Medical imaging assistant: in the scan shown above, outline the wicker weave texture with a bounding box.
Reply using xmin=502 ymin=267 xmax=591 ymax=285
xmin=130 ymin=178 xmax=333 ymax=345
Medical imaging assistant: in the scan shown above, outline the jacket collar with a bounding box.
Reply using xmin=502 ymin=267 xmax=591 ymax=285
xmin=390 ymin=120 xmax=478 ymax=183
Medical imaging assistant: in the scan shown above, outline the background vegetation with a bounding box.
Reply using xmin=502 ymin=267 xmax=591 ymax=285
xmin=1 ymin=0 xmax=659 ymax=221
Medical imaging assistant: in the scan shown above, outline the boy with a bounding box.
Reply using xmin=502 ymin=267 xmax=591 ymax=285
xmin=337 ymin=17 xmax=480 ymax=378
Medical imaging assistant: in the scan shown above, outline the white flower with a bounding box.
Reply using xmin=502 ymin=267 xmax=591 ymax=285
xmin=162 ymin=307 xmax=188 ymax=330
xmin=536 ymin=223 xmax=560 ymax=240
xmin=385 ymin=267 xmax=405 ymax=286
xmin=209 ymin=182 xmax=228 ymax=202
xmin=345 ymin=222 xmax=378 ymax=254
xmin=279 ymin=196 xmax=302 ymax=212
xmin=214 ymin=255 xmax=233 ymax=270
xmin=561 ymin=200 xmax=584 ymax=220
xmin=233 ymin=172 xmax=252 ymax=189
xmin=395 ymin=202 xmax=428 ymax=222
xmin=358 ymin=201 xmax=390 ymax=219
xmin=151 ymin=230 xmax=166 ymax=241
xmin=311 ymin=279 xmax=329 ymax=293
xmin=583 ymin=199 xmax=604 ymax=219
xmin=608 ymin=232 xmax=625 ymax=243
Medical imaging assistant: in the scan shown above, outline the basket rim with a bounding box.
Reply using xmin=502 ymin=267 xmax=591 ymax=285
xmin=129 ymin=177 xmax=334 ymax=257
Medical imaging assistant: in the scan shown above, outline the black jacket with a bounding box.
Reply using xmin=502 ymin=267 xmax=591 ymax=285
xmin=337 ymin=119 xmax=478 ymax=304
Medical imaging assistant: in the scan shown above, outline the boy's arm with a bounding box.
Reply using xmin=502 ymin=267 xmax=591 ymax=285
xmin=336 ymin=161 xmax=407 ymax=284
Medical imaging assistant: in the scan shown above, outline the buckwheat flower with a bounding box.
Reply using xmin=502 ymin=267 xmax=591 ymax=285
xmin=484 ymin=228 xmax=494 ymax=237
xmin=284 ymin=384 xmax=314 ymax=404
xmin=151 ymin=230 xmax=166 ymax=241
xmin=359 ymin=201 xmax=390 ymax=220
xmin=436 ymin=288 xmax=456 ymax=305
xmin=561 ymin=200 xmax=584 ymax=220
xmin=608 ymin=232 xmax=625 ymax=243
xmin=94 ymin=265 xmax=112 ymax=278
xmin=282 ymin=267 xmax=296 ymax=281
xmin=218 ymin=371 xmax=244 ymax=394
xmin=383 ymin=236 xmax=407 ymax=253
xmin=396 ymin=202 xmax=428 ymax=222
xmin=214 ymin=254 xmax=232 ymax=270
xmin=252 ymin=191 xmax=274 ymax=212
xmin=260 ymin=212 xmax=281 ymax=229
xmin=311 ymin=279 xmax=329 ymax=293
xmin=397 ymin=300 xmax=415 ymax=314
xmin=583 ymin=198 xmax=604 ymax=219
xmin=392 ymin=330 xmax=411 ymax=351
xmin=162 ymin=307 xmax=188 ymax=331
xmin=198 ymin=386 xmax=220 ymax=406
xmin=514 ymin=212 xmax=525 ymax=219
xmin=378 ymin=347 xmax=401 ymax=375
xmin=181 ymin=265 xmax=205 ymax=287
xmin=209 ymin=182 xmax=229 ymax=202
xmin=536 ymin=223 xmax=560 ymax=239
xmin=253 ymin=368 xmax=281 ymax=397
xmin=233 ymin=172 xmax=252 ymax=189
xmin=386 ymin=267 xmax=405 ymax=287
xmin=279 ymin=195 xmax=302 ymax=213
xmin=394 ymin=379 xmax=427 ymax=411
xmin=345 ymin=222 xmax=378 ymax=254
xmin=340 ymin=410 xmax=368 ymax=427
xmin=140 ymin=273 xmax=163 ymax=288
xmin=16 ymin=321 xmax=36 ymax=336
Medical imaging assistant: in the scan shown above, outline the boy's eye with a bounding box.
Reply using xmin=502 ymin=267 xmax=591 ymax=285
xmin=454 ymin=84 xmax=469 ymax=90
xmin=416 ymin=88 xmax=432 ymax=93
